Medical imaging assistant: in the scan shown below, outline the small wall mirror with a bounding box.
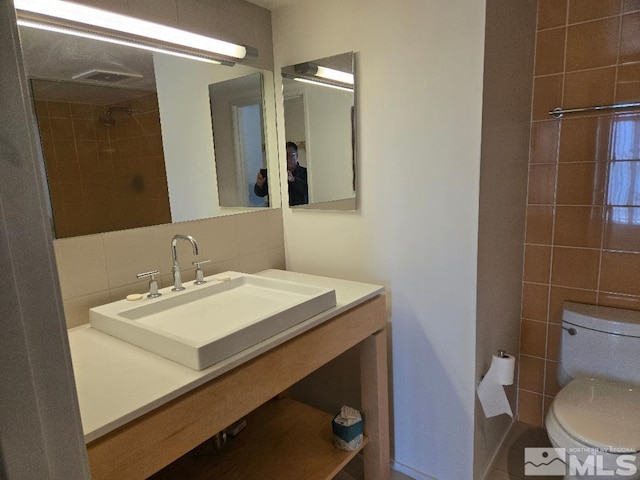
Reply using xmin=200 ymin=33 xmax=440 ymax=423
xmin=281 ymin=52 xmax=356 ymax=210
xmin=18 ymin=24 xmax=280 ymax=238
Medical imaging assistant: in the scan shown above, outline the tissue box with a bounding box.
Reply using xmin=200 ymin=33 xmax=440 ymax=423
xmin=332 ymin=406 xmax=363 ymax=451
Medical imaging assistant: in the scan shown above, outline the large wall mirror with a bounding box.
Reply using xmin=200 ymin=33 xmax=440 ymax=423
xmin=18 ymin=24 xmax=281 ymax=239
xmin=281 ymin=52 xmax=356 ymax=210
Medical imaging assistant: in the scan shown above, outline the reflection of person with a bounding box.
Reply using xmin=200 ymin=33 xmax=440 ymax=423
xmin=254 ymin=141 xmax=308 ymax=206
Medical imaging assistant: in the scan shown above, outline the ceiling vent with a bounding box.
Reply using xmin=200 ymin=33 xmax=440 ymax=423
xmin=72 ymin=69 xmax=142 ymax=83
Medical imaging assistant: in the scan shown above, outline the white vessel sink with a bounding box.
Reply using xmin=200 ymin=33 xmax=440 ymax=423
xmin=89 ymin=272 xmax=337 ymax=370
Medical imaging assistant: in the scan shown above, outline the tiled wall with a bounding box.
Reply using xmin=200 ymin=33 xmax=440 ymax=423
xmin=34 ymin=90 xmax=171 ymax=238
xmin=55 ymin=209 xmax=285 ymax=328
xmin=518 ymin=0 xmax=640 ymax=425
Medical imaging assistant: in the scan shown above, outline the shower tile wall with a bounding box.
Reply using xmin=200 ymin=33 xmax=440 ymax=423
xmin=34 ymin=91 xmax=171 ymax=238
xmin=519 ymin=0 xmax=640 ymax=426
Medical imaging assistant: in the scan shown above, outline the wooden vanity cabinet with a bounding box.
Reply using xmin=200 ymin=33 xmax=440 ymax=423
xmin=86 ymin=294 xmax=389 ymax=480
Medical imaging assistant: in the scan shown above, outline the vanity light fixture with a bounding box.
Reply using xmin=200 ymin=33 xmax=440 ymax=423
xmin=14 ymin=0 xmax=257 ymax=65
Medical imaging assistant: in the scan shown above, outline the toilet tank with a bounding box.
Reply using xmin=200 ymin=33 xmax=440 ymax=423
xmin=557 ymin=302 xmax=640 ymax=386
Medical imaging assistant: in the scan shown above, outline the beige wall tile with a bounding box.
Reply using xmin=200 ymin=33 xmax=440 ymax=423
xmin=54 ymin=235 xmax=109 ymax=299
xmin=266 ymin=209 xmax=285 ymax=250
xmin=183 ymin=215 xmax=241 ymax=264
xmin=62 ymin=291 xmax=111 ymax=328
xmin=239 ymin=251 xmax=272 ymax=273
xmin=236 ymin=210 xmax=269 ymax=256
xmin=268 ymin=247 xmax=286 ymax=270
xmin=109 ymin=279 xmax=151 ymax=302
xmin=103 ymin=227 xmax=160 ymax=288
xmin=204 ymin=259 xmax=242 ymax=276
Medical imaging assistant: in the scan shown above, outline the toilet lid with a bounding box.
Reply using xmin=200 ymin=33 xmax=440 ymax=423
xmin=552 ymin=377 xmax=640 ymax=452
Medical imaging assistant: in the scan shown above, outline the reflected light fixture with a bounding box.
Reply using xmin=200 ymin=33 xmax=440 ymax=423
xmin=294 ymin=62 xmax=354 ymax=85
xmin=14 ymin=0 xmax=256 ymax=65
xmin=315 ymin=66 xmax=354 ymax=85
xmin=292 ymin=77 xmax=354 ymax=92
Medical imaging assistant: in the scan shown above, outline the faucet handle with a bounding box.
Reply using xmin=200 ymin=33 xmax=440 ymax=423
xmin=192 ymin=259 xmax=210 ymax=285
xmin=137 ymin=270 xmax=161 ymax=298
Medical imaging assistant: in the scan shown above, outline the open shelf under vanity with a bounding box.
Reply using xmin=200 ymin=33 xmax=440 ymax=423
xmin=150 ymin=397 xmax=368 ymax=479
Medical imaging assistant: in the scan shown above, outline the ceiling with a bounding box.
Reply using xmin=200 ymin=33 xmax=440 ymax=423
xmin=19 ymin=26 xmax=157 ymax=104
xmin=244 ymin=0 xmax=298 ymax=11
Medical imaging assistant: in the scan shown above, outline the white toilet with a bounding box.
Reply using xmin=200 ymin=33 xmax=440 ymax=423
xmin=545 ymin=302 xmax=640 ymax=479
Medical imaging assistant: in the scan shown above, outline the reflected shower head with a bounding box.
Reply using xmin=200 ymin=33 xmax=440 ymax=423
xmin=98 ymin=106 xmax=133 ymax=126
xmin=99 ymin=113 xmax=116 ymax=126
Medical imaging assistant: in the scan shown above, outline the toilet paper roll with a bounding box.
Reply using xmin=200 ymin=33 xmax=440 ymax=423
xmin=492 ymin=353 xmax=515 ymax=386
xmin=477 ymin=352 xmax=515 ymax=418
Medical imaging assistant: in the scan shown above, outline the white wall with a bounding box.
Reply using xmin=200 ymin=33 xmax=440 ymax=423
xmin=272 ymin=0 xmax=486 ymax=478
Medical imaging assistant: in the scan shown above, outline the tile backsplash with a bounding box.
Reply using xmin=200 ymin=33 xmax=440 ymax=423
xmin=518 ymin=0 xmax=640 ymax=425
xmin=55 ymin=210 xmax=285 ymax=328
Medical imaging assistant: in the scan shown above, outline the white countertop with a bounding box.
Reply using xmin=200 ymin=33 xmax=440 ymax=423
xmin=68 ymin=269 xmax=384 ymax=443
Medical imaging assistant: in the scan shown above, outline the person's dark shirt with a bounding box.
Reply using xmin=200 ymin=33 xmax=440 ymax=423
xmin=254 ymin=163 xmax=308 ymax=206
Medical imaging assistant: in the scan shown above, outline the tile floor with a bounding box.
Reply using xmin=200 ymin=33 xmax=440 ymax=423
xmin=342 ymin=422 xmax=558 ymax=480
xmin=334 ymin=455 xmax=414 ymax=480
xmin=487 ymin=421 xmax=563 ymax=480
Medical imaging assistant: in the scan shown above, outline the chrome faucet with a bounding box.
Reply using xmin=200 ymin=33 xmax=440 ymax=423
xmin=171 ymin=234 xmax=199 ymax=291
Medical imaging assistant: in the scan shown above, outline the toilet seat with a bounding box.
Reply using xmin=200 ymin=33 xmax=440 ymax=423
xmin=551 ymin=376 xmax=640 ymax=452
